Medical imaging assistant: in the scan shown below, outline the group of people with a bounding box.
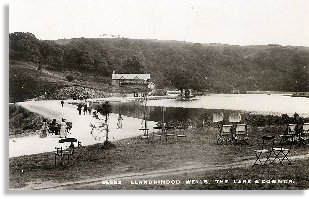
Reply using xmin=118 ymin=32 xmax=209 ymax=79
xmin=40 ymin=118 xmax=69 ymax=138
xmin=39 ymin=100 xmax=125 ymax=140
xmin=77 ymin=100 xmax=92 ymax=115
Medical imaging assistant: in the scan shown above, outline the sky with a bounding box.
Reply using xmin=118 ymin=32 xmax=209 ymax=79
xmin=9 ymin=0 xmax=309 ymax=46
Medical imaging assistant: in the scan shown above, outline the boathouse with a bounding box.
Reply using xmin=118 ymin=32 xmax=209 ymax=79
xmin=112 ymin=72 xmax=150 ymax=86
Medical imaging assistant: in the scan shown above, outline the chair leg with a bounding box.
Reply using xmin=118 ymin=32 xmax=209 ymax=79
xmin=281 ymin=152 xmax=292 ymax=165
xmin=253 ymin=153 xmax=262 ymax=167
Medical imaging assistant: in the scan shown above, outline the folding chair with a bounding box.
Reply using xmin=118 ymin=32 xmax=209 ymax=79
xmin=300 ymin=123 xmax=309 ymax=145
xmin=253 ymin=149 xmax=270 ymax=166
xmin=234 ymin=124 xmax=249 ymax=144
xmin=217 ymin=124 xmax=233 ymax=144
xmin=271 ymin=146 xmax=291 ymax=165
xmin=253 ymin=136 xmax=275 ymax=167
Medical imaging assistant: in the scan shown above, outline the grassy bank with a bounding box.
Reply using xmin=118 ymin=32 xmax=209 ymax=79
xmin=9 ymin=104 xmax=44 ymax=137
xmin=9 ymin=124 xmax=309 ymax=189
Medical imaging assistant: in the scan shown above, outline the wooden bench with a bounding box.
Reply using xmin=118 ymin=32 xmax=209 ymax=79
xmin=54 ymin=138 xmax=81 ymax=165
xmin=54 ymin=147 xmax=74 ymax=165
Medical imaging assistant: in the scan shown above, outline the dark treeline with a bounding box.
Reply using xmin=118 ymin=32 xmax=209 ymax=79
xmin=9 ymin=32 xmax=309 ymax=92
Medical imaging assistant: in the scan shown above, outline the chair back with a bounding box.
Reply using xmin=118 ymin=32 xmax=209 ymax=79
xmin=303 ymin=123 xmax=309 ymax=131
xmin=221 ymin=125 xmax=232 ymax=134
xmin=287 ymin=124 xmax=296 ymax=135
xmin=262 ymin=136 xmax=274 ymax=151
xmin=213 ymin=113 xmax=224 ymax=123
xmin=229 ymin=113 xmax=241 ymax=123
xmin=302 ymin=123 xmax=309 ymax=135
xmin=236 ymin=124 xmax=247 ymax=134
xmin=55 ymin=147 xmax=63 ymax=156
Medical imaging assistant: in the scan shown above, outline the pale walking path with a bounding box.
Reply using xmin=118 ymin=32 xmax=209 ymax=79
xmin=18 ymin=153 xmax=309 ymax=190
xmin=9 ymin=100 xmax=156 ymax=158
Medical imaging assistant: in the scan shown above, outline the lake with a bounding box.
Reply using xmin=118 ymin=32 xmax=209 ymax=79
xmin=110 ymin=94 xmax=309 ymax=124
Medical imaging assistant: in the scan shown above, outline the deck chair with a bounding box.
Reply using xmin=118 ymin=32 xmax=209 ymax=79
xmin=213 ymin=113 xmax=224 ymax=128
xmin=217 ymin=124 xmax=233 ymax=144
xmin=228 ymin=113 xmax=241 ymax=123
xmin=280 ymin=124 xmax=297 ymax=144
xmin=300 ymin=123 xmax=309 ymax=144
xmin=234 ymin=124 xmax=249 ymax=144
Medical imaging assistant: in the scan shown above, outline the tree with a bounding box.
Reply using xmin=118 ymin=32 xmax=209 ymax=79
xmin=122 ymin=56 xmax=144 ymax=73
xmin=96 ymin=101 xmax=113 ymax=144
xmin=164 ymin=68 xmax=207 ymax=93
xmin=292 ymin=54 xmax=309 ymax=92
xmin=9 ymin=32 xmax=42 ymax=63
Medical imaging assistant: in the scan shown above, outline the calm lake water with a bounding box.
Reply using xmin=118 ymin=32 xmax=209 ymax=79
xmin=110 ymin=94 xmax=309 ymax=123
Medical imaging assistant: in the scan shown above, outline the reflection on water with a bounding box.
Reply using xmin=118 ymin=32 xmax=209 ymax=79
xmin=109 ymin=94 xmax=309 ymax=125
xmin=110 ymin=101 xmax=243 ymax=126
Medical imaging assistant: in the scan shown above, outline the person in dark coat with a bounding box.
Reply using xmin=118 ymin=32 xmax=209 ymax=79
xmin=83 ymin=103 xmax=88 ymax=115
xmin=61 ymin=100 xmax=64 ymax=107
xmin=77 ymin=103 xmax=82 ymax=115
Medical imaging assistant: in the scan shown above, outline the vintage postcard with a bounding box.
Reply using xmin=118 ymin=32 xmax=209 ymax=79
xmin=8 ymin=0 xmax=309 ymax=190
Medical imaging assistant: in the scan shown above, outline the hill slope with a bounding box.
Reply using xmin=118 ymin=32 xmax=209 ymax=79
xmin=9 ymin=32 xmax=309 ymax=101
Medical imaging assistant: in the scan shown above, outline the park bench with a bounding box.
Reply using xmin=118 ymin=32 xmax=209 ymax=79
xmin=54 ymin=138 xmax=81 ymax=165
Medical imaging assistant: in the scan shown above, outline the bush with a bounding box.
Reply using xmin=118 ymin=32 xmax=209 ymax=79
xmin=66 ymin=75 xmax=74 ymax=82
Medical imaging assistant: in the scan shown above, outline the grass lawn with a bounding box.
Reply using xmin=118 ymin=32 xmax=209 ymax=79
xmin=9 ymin=125 xmax=309 ymax=190
xmin=69 ymin=159 xmax=309 ymax=190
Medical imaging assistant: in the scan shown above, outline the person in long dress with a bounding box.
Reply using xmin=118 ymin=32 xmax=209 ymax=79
xmin=117 ymin=114 xmax=123 ymax=129
xmin=60 ymin=118 xmax=68 ymax=138
xmin=40 ymin=118 xmax=48 ymax=138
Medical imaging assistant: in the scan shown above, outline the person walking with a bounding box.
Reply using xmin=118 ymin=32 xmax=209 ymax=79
xmin=88 ymin=102 xmax=92 ymax=115
xmin=117 ymin=114 xmax=123 ymax=129
xmin=61 ymin=100 xmax=64 ymax=107
xmin=83 ymin=103 xmax=88 ymax=115
xmin=60 ymin=118 xmax=67 ymax=138
xmin=77 ymin=103 xmax=82 ymax=115
xmin=40 ymin=118 xmax=48 ymax=138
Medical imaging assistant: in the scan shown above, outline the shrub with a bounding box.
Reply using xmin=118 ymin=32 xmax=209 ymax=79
xmin=66 ymin=75 xmax=74 ymax=82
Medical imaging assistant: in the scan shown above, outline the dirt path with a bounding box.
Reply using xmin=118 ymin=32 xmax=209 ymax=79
xmin=9 ymin=100 xmax=156 ymax=157
xmin=18 ymin=153 xmax=309 ymax=190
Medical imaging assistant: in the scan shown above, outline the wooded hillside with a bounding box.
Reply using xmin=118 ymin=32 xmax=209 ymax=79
xmin=9 ymin=32 xmax=309 ymax=101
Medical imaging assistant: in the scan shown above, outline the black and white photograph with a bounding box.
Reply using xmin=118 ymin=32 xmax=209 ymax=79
xmin=7 ymin=0 xmax=309 ymax=190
